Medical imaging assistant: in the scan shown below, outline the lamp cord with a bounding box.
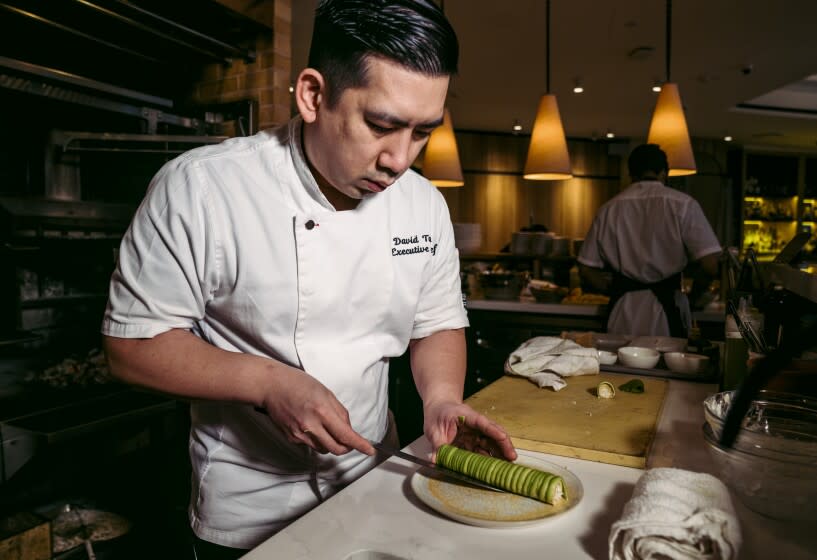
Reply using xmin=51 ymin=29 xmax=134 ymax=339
xmin=546 ymin=0 xmax=551 ymax=93
xmin=665 ymin=0 xmax=672 ymax=83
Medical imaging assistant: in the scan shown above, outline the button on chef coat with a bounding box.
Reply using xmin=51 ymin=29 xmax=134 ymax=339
xmin=102 ymin=117 xmax=468 ymax=549
xmin=577 ymin=181 xmax=721 ymax=336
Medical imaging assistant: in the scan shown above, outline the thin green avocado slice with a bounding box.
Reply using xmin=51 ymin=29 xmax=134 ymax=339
xmin=436 ymin=444 xmax=567 ymax=505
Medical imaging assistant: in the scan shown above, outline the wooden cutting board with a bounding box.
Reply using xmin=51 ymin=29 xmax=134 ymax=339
xmin=465 ymin=373 xmax=668 ymax=468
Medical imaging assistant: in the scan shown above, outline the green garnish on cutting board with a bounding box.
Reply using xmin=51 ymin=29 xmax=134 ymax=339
xmin=618 ymin=379 xmax=645 ymax=393
xmin=436 ymin=444 xmax=567 ymax=505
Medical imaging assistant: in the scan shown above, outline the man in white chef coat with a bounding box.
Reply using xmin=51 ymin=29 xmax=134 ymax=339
xmin=577 ymin=144 xmax=722 ymax=337
xmin=100 ymin=1 xmax=515 ymax=558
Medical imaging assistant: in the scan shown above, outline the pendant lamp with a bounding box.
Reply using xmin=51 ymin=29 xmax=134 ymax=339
xmin=423 ymin=107 xmax=464 ymax=187
xmin=523 ymin=0 xmax=572 ymax=181
xmin=422 ymin=0 xmax=463 ymax=187
xmin=647 ymin=0 xmax=696 ymax=176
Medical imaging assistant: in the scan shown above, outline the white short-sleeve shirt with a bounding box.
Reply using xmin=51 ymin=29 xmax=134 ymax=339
xmin=577 ymin=180 xmax=721 ymax=336
xmin=101 ymin=117 xmax=468 ymax=548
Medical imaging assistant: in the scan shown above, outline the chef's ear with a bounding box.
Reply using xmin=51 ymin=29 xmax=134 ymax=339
xmin=295 ymin=68 xmax=325 ymax=123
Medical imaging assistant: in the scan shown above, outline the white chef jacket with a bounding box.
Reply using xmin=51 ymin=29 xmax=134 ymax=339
xmin=577 ymin=181 xmax=721 ymax=336
xmin=101 ymin=117 xmax=468 ymax=549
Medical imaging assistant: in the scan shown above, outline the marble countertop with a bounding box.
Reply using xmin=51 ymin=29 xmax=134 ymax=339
xmin=243 ymin=376 xmax=814 ymax=560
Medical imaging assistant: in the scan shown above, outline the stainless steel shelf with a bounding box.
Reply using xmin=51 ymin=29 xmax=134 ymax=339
xmin=19 ymin=294 xmax=108 ymax=309
xmin=52 ymin=130 xmax=228 ymax=154
xmin=0 ymin=330 xmax=41 ymax=347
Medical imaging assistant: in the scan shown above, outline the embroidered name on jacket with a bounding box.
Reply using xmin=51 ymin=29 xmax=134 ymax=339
xmin=392 ymin=234 xmax=437 ymax=256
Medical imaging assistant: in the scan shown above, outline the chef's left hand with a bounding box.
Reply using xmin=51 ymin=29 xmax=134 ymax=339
xmin=423 ymin=401 xmax=517 ymax=462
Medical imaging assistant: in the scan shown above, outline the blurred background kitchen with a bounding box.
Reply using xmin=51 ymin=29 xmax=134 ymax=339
xmin=1 ymin=1 xmax=817 ymax=558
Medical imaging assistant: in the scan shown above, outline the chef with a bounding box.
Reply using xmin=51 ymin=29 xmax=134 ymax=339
xmin=100 ymin=1 xmax=515 ymax=558
xmin=577 ymin=143 xmax=721 ymax=337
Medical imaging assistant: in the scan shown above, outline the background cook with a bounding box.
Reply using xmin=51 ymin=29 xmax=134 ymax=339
xmin=577 ymin=143 xmax=721 ymax=337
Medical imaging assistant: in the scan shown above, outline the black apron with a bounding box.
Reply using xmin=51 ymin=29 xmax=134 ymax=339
xmin=604 ymin=271 xmax=686 ymax=337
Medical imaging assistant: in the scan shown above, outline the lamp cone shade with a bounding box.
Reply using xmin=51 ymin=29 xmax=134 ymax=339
xmin=423 ymin=108 xmax=464 ymax=187
xmin=647 ymin=82 xmax=697 ymax=176
xmin=523 ymin=94 xmax=572 ymax=180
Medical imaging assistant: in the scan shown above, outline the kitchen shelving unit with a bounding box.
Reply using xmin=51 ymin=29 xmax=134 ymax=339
xmin=459 ymin=252 xmax=577 ymax=287
xmin=741 ymin=152 xmax=817 ymax=263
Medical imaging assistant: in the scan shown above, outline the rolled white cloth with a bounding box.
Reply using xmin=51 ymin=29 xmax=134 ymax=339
xmin=609 ymin=467 xmax=742 ymax=560
xmin=504 ymin=336 xmax=599 ymax=390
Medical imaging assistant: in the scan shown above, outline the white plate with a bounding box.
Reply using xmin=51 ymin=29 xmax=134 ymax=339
xmin=410 ymin=451 xmax=583 ymax=528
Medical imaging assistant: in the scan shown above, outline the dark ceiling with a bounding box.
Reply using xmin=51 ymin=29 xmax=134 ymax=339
xmin=292 ymin=0 xmax=817 ymax=152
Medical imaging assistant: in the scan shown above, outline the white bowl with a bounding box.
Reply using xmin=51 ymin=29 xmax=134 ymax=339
xmin=664 ymin=351 xmax=709 ymax=374
xmin=597 ymin=350 xmax=618 ymax=365
xmin=617 ymin=346 xmax=660 ymax=369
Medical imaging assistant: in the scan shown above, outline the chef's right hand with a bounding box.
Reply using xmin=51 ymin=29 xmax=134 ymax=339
xmin=258 ymin=365 xmax=375 ymax=457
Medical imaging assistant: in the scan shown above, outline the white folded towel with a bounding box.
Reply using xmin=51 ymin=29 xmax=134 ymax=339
xmin=609 ymin=467 xmax=742 ymax=560
xmin=504 ymin=336 xmax=599 ymax=390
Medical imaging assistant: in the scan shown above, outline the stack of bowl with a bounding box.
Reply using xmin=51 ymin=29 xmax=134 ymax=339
xmin=478 ymin=270 xmax=529 ymax=300
xmin=702 ymin=390 xmax=817 ymax=521
xmin=664 ymin=352 xmax=710 ymax=374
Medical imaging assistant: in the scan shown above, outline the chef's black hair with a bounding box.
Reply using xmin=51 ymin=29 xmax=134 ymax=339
xmin=628 ymin=144 xmax=669 ymax=180
xmin=308 ymin=0 xmax=459 ymax=107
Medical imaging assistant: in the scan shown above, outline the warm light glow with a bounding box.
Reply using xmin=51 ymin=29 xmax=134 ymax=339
xmin=422 ymin=108 xmax=464 ymax=187
xmin=573 ymin=86 xmax=584 ymax=93
xmin=606 ymin=131 xmax=615 ymax=139
xmin=523 ymin=94 xmax=573 ymax=180
xmin=652 ymin=84 xmax=662 ymax=93
xmin=647 ymin=82 xmax=697 ymax=176
xmin=724 ymin=135 xmax=733 ymax=142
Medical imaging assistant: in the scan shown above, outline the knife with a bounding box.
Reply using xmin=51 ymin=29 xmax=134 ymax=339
xmin=250 ymin=406 xmax=506 ymax=492
xmin=369 ymin=440 xmax=506 ymax=493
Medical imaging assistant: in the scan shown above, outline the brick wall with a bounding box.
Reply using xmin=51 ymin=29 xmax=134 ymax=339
xmin=193 ymin=0 xmax=293 ymax=133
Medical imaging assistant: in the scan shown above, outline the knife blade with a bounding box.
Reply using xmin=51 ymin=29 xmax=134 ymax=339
xmin=369 ymin=440 xmax=506 ymax=493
